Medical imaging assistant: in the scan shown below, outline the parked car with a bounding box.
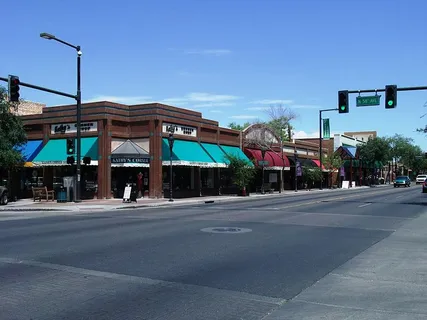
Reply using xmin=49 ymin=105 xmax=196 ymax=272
xmin=422 ymin=179 xmax=427 ymax=193
xmin=0 ymin=186 xmax=8 ymax=205
xmin=416 ymin=174 xmax=427 ymax=184
xmin=394 ymin=176 xmax=411 ymax=187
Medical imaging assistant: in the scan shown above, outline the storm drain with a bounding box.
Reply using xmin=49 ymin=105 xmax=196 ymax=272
xmin=200 ymin=227 xmax=252 ymax=234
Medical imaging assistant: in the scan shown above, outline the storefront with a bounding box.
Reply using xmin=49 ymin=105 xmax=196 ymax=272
xmin=19 ymin=101 xmax=248 ymax=199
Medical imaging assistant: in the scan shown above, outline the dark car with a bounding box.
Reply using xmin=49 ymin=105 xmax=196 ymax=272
xmin=0 ymin=186 xmax=8 ymax=205
xmin=422 ymin=179 xmax=427 ymax=193
xmin=394 ymin=176 xmax=411 ymax=188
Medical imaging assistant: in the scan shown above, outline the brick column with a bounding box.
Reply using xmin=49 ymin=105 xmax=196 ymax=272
xmin=149 ymin=119 xmax=163 ymax=198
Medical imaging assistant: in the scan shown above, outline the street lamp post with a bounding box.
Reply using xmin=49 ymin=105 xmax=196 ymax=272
xmin=40 ymin=32 xmax=82 ymax=203
xmin=261 ymin=147 xmax=266 ymax=195
xmin=294 ymin=149 xmax=298 ymax=192
xmin=167 ymin=125 xmax=176 ymax=202
xmin=319 ymin=108 xmax=338 ymax=190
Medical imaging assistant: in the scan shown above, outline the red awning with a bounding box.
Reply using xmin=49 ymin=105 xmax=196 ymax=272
xmin=244 ymin=148 xmax=290 ymax=167
xmin=312 ymin=159 xmax=326 ymax=170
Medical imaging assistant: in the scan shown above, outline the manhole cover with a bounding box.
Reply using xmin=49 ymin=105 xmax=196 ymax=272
xmin=200 ymin=227 xmax=252 ymax=234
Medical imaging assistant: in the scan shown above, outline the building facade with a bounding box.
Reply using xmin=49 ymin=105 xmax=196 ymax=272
xmin=18 ymin=101 xmax=249 ymax=199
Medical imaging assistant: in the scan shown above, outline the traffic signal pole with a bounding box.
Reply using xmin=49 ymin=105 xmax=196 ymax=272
xmin=346 ymin=85 xmax=427 ymax=94
xmin=0 ymin=77 xmax=77 ymax=100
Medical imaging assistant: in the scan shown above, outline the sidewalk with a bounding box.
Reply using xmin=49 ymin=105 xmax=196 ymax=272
xmin=265 ymin=204 xmax=427 ymax=319
xmin=0 ymin=185 xmax=383 ymax=212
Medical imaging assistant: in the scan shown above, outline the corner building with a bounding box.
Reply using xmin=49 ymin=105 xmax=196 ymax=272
xmin=20 ymin=101 xmax=249 ymax=199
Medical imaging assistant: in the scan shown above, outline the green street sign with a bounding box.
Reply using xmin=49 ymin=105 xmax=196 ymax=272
xmin=356 ymin=95 xmax=381 ymax=107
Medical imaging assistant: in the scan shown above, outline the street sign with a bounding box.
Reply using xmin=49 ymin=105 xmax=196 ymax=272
xmin=356 ymin=95 xmax=381 ymax=107
xmin=258 ymin=160 xmax=269 ymax=166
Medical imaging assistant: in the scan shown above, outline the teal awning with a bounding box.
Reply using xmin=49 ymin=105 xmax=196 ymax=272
xmin=220 ymin=145 xmax=253 ymax=166
xmin=33 ymin=137 xmax=98 ymax=166
xmin=162 ymin=139 xmax=217 ymax=167
xmin=201 ymin=143 xmax=228 ymax=167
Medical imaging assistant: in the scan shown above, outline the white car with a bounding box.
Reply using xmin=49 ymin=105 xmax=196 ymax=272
xmin=416 ymin=174 xmax=427 ymax=184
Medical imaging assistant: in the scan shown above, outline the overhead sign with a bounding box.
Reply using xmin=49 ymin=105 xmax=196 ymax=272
xmin=111 ymin=157 xmax=150 ymax=164
xmin=356 ymin=95 xmax=381 ymax=107
xmin=162 ymin=122 xmax=197 ymax=137
xmin=51 ymin=122 xmax=97 ymax=134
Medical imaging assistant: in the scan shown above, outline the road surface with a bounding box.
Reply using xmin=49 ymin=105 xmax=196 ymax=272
xmin=1 ymin=186 xmax=426 ymax=319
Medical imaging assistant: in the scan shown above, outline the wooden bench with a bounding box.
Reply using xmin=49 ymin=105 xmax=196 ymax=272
xmin=32 ymin=187 xmax=55 ymax=202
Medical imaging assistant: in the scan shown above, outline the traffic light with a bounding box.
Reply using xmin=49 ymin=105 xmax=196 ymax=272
xmin=385 ymin=85 xmax=397 ymax=109
xmin=338 ymin=90 xmax=349 ymax=113
xmin=8 ymin=75 xmax=20 ymax=102
xmin=67 ymin=156 xmax=75 ymax=165
xmin=66 ymin=138 xmax=75 ymax=155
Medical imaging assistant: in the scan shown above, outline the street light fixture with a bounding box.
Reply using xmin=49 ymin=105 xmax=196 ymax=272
xmin=167 ymin=125 xmax=176 ymax=202
xmin=40 ymin=32 xmax=82 ymax=202
xmin=261 ymin=146 xmax=267 ymax=195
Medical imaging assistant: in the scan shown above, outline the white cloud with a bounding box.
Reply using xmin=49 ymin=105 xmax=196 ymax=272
xmin=292 ymin=130 xmax=319 ymax=139
xmin=194 ymin=102 xmax=235 ymax=108
xmin=185 ymin=49 xmax=232 ymax=56
xmin=85 ymin=95 xmax=154 ymax=105
xmin=292 ymin=130 xmax=339 ymax=139
xmin=229 ymin=115 xmax=258 ymax=120
xmin=161 ymin=92 xmax=241 ymax=107
xmin=245 ymin=106 xmax=269 ymax=111
xmin=252 ymin=99 xmax=294 ymax=105
xmin=291 ymin=104 xmax=322 ymax=109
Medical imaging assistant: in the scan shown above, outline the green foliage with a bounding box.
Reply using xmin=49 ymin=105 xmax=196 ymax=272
xmin=227 ymin=122 xmax=252 ymax=131
xmin=357 ymin=136 xmax=391 ymax=166
xmin=0 ymin=86 xmax=27 ymax=169
xmin=224 ymin=153 xmax=256 ymax=189
xmin=322 ymin=153 xmax=343 ymax=171
xmin=302 ymin=167 xmax=322 ymax=186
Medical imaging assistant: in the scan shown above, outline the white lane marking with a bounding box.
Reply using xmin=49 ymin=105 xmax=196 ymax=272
xmin=0 ymin=257 xmax=285 ymax=305
xmin=358 ymin=203 xmax=372 ymax=208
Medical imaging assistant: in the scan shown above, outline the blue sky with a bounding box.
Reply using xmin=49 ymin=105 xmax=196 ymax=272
xmin=3 ymin=0 xmax=427 ymax=149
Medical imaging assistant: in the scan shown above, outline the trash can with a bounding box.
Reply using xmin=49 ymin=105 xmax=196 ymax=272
xmin=57 ymin=186 xmax=67 ymax=203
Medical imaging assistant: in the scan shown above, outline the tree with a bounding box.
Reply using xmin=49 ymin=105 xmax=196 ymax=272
xmin=322 ymin=153 xmax=343 ymax=187
xmin=387 ymin=134 xmax=426 ymax=176
xmin=358 ymin=137 xmax=391 ymax=166
xmin=302 ymin=167 xmax=322 ymax=189
xmin=227 ymin=121 xmax=253 ymax=131
xmin=224 ymin=153 xmax=256 ymax=195
xmin=0 ymin=86 xmax=27 ymax=170
xmin=264 ymin=104 xmax=297 ymax=142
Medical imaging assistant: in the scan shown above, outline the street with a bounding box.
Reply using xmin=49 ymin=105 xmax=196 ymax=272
xmin=1 ymin=186 xmax=426 ymax=319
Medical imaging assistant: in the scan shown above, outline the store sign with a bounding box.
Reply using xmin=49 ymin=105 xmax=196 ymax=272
xmin=162 ymin=122 xmax=197 ymax=137
xmin=51 ymin=122 xmax=97 ymax=134
xmin=111 ymin=157 xmax=150 ymax=164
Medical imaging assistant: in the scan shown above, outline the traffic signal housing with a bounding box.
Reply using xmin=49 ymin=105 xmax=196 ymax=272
xmin=67 ymin=156 xmax=75 ymax=165
xmin=8 ymin=75 xmax=20 ymax=102
xmin=338 ymin=90 xmax=349 ymax=114
xmin=66 ymin=138 xmax=75 ymax=155
xmin=385 ymin=85 xmax=397 ymax=109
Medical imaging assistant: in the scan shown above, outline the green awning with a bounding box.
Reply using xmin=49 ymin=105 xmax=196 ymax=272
xmin=201 ymin=143 xmax=228 ymax=167
xmin=33 ymin=137 xmax=98 ymax=166
xmin=220 ymin=145 xmax=253 ymax=166
xmin=162 ymin=138 xmax=217 ymax=167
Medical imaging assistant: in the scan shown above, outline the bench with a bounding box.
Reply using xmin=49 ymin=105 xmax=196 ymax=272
xmin=32 ymin=186 xmax=55 ymax=202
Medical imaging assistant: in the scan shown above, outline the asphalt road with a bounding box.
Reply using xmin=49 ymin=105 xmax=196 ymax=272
xmin=1 ymin=185 xmax=426 ymax=319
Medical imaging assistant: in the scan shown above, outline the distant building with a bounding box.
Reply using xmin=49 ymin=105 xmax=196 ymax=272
xmin=11 ymin=100 xmax=44 ymax=116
